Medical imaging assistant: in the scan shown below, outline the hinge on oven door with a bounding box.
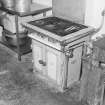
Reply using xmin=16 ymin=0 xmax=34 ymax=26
xmin=83 ymin=42 xmax=93 ymax=56
xmin=65 ymin=49 xmax=74 ymax=58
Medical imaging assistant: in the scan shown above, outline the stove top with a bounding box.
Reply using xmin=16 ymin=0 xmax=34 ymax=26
xmin=28 ymin=17 xmax=88 ymax=37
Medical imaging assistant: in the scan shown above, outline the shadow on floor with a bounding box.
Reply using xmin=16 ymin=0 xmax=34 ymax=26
xmin=0 ymin=45 xmax=86 ymax=105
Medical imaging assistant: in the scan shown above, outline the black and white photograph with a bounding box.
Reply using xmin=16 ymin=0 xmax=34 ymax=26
xmin=0 ymin=0 xmax=105 ymax=105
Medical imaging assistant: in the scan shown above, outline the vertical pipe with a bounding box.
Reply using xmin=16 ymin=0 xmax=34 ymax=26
xmin=63 ymin=55 xmax=69 ymax=89
xmin=15 ymin=15 xmax=21 ymax=61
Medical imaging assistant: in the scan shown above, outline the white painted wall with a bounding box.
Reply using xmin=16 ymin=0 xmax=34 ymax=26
xmin=85 ymin=0 xmax=105 ymax=40
xmin=32 ymin=0 xmax=52 ymax=6
xmin=85 ymin=0 xmax=105 ymax=28
xmin=53 ymin=0 xmax=85 ymax=23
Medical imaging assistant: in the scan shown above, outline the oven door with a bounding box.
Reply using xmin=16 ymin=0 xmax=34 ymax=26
xmin=67 ymin=45 xmax=83 ymax=87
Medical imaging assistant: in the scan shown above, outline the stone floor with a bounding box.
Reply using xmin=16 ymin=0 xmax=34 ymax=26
xmin=0 ymin=44 xmax=86 ymax=105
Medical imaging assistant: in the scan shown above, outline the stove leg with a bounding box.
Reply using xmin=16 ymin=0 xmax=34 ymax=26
xmin=15 ymin=15 xmax=21 ymax=61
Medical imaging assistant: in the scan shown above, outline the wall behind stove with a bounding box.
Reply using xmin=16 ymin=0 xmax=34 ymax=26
xmin=52 ymin=0 xmax=85 ymax=24
xmin=85 ymin=0 xmax=105 ymax=40
xmin=85 ymin=0 xmax=105 ymax=29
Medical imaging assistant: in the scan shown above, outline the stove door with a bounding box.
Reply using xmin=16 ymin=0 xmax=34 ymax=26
xmin=47 ymin=51 xmax=57 ymax=81
xmin=46 ymin=46 xmax=62 ymax=85
xmin=67 ymin=45 xmax=83 ymax=87
xmin=32 ymin=40 xmax=44 ymax=72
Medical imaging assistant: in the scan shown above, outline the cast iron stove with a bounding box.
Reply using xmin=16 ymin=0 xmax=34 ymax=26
xmin=23 ymin=16 xmax=94 ymax=43
xmin=28 ymin=17 xmax=88 ymax=36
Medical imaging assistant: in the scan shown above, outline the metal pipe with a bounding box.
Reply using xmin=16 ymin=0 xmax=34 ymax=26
xmin=15 ymin=15 xmax=21 ymax=61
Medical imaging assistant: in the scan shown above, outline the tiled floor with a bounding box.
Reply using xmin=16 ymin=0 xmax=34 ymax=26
xmin=0 ymin=44 xmax=84 ymax=105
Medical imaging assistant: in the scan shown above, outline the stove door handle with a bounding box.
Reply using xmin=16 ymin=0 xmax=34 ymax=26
xmin=39 ymin=60 xmax=46 ymax=66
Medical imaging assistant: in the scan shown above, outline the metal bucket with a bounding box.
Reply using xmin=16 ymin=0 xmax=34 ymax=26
xmin=15 ymin=0 xmax=32 ymax=12
xmin=0 ymin=0 xmax=15 ymax=9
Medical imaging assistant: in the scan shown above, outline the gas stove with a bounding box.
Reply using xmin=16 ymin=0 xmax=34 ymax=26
xmin=28 ymin=17 xmax=87 ymax=37
xmin=24 ymin=16 xmax=93 ymax=42
xmin=21 ymin=0 xmax=95 ymax=92
xmin=23 ymin=16 xmax=94 ymax=91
